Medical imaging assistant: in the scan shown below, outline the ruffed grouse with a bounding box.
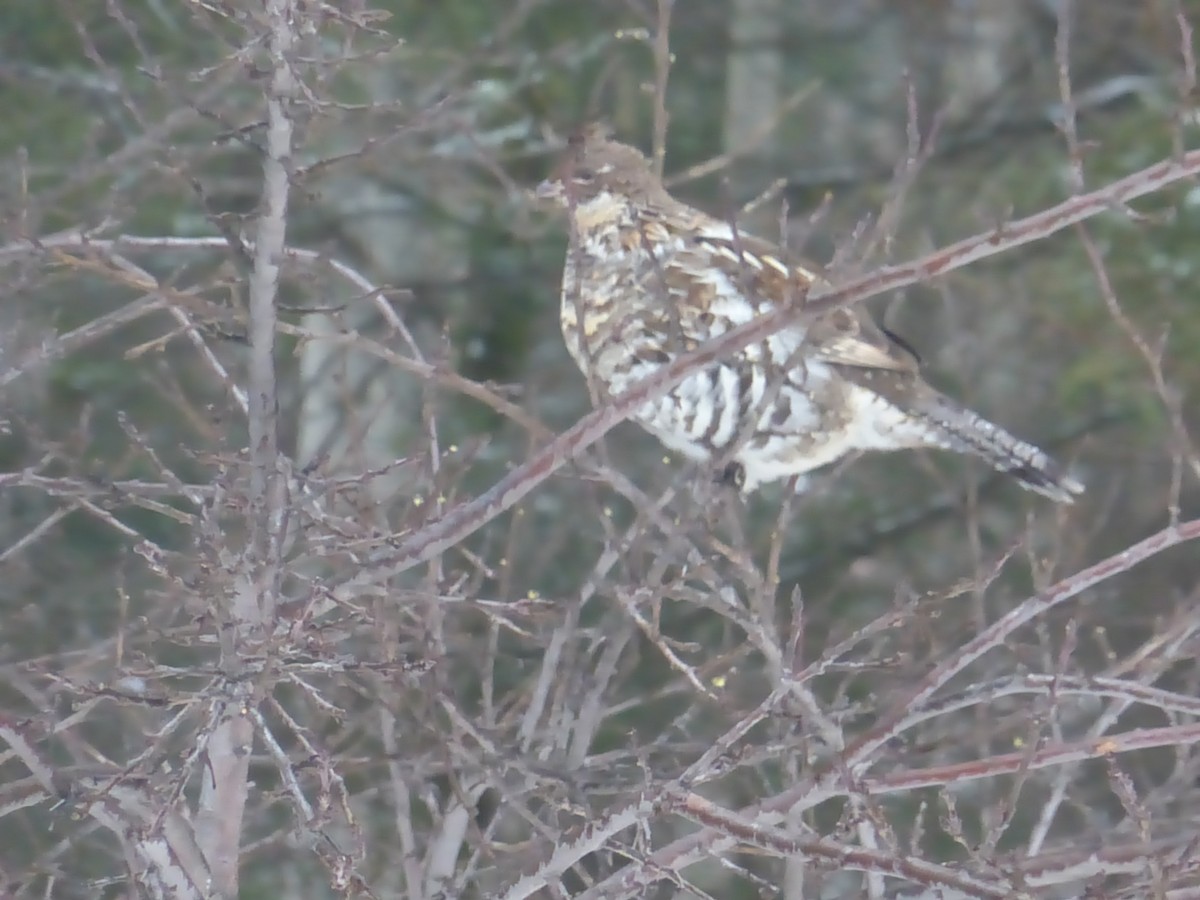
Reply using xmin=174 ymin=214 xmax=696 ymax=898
xmin=536 ymin=126 xmax=1082 ymax=502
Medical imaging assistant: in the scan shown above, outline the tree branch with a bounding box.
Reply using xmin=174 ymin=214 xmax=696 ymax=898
xmin=337 ymin=149 xmax=1200 ymax=592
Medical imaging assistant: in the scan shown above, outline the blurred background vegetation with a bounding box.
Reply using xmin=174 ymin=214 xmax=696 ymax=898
xmin=2 ymin=1 xmax=1199 ymax=897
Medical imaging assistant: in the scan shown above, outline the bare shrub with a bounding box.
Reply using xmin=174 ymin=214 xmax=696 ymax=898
xmin=1 ymin=2 xmax=1199 ymax=898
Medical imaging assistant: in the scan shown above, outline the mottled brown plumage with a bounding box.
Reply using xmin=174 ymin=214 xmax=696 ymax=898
xmin=536 ymin=125 xmax=1082 ymax=501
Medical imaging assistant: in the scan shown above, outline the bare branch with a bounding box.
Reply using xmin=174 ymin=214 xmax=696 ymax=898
xmin=342 ymin=150 xmax=1200 ymax=587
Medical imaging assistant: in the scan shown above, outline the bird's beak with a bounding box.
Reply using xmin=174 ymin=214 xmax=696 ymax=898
xmin=534 ymin=178 xmax=563 ymax=202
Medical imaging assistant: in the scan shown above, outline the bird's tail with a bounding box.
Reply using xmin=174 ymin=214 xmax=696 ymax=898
xmin=915 ymin=391 xmax=1083 ymax=503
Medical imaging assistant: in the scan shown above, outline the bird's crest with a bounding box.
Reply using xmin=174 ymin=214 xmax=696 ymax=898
xmin=540 ymin=123 xmax=663 ymax=207
xmin=567 ymin=120 xmax=616 ymax=152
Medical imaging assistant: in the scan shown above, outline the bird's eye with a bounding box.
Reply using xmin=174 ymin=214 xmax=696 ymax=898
xmin=574 ymin=167 xmax=597 ymax=182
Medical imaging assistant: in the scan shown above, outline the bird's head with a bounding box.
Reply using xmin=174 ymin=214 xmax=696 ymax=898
xmin=535 ymin=124 xmax=665 ymax=219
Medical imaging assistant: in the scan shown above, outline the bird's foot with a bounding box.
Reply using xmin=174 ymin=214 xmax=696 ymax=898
xmin=716 ymin=461 xmax=747 ymax=492
xmin=718 ymin=463 xmax=753 ymax=549
xmin=686 ymin=460 xmax=745 ymax=533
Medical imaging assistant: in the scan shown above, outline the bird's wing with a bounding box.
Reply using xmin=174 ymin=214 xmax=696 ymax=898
xmin=807 ymin=307 xmax=921 ymax=373
xmin=687 ymin=224 xmax=920 ymax=374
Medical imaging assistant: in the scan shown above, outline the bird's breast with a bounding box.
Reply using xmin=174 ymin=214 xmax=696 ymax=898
xmin=558 ymin=220 xmax=819 ymax=372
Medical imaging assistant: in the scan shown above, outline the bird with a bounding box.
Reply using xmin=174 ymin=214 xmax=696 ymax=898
xmin=535 ymin=124 xmax=1083 ymax=502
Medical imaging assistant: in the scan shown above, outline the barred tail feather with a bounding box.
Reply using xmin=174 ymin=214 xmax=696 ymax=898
xmin=919 ymin=394 xmax=1084 ymax=503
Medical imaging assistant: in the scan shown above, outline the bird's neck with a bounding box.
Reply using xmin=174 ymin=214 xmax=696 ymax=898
xmin=568 ymin=190 xmax=636 ymax=238
xmin=567 ymin=190 xmax=690 ymax=262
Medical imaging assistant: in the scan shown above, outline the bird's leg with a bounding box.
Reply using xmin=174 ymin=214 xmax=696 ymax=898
xmin=683 ymin=460 xmax=731 ymax=529
xmin=717 ymin=461 xmax=747 ymax=491
xmin=705 ymin=468 xmax=744 ymax=554
xmin=691 ymin=459 xmax=747 ymax=541
xmin=694 ymin=460 xmax=744 ymax=506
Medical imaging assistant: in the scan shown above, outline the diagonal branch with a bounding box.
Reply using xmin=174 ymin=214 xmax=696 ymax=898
xmin=337 ymin=149 xmax=1200 ymax=591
